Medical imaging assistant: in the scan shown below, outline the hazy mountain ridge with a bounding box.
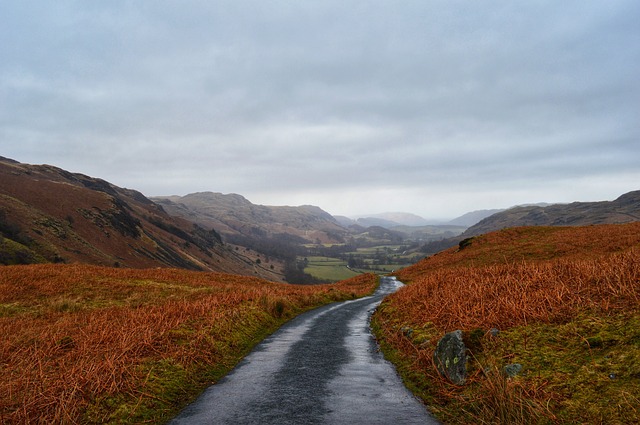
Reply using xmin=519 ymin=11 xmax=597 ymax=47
xmin=4 ymin=157 xmax=639 ymax=279
xmin=462 ymin=192 xmax=640 ymax=237
xmin=357 ymin=212 xmax=432 ymax=227
xmin=447 ymin=209 xmax=505 ymax=227
xmin=152 ymin=192 xmax=348 ymax=245
xmin=335 ymin=212 xmax=468 ymax=243
xmin=345 ymin=210 xmax=499 ymax=229
xmin=339 ymin=212 xmax=439 ymax=228
xmin=355 ymin=217 xmax=402 ymax=228
xmin=415 ymin=192 xmax=640 ymax=255
xmin=0 ymin=157 xmax=264 ymax=276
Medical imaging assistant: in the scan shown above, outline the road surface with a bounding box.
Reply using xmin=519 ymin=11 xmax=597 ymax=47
xmin=169 ymin=276 xmax=440 ymax=424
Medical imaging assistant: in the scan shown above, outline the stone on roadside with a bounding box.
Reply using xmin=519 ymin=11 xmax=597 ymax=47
xmin=433 ymin=330 xmax=467 ymax=385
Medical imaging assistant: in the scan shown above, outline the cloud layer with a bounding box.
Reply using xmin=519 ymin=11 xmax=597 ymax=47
xmin=2 ymin=1 xmax=639 ymax=218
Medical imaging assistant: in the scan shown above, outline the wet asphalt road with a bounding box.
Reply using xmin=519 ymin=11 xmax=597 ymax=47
xmin=169 ymin=276 xmax=440 ymax=425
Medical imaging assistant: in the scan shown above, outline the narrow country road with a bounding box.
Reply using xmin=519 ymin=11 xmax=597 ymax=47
xmin=169 ymin=276 xmax=440 ymax=425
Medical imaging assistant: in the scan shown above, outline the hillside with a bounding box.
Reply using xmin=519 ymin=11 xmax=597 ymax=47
xmin=0 ymin=157 xmax=266 ymax=277
xmin=416 ymin=190 xmax=640 ymax=255
xmin=374 ymin=222 xmax=640 ymax=424
xmin=401 ymin=222 xmax=640 ymax=282
xmin=0 ymin=264 xmax=378 ymax=423
xmin=152 ymin=192 xmax=348 ymax=245
xmin=463 ymin=191 xmax=640 ymax=236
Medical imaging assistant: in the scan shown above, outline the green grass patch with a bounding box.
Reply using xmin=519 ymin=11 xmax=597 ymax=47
xmin=482 ymin=312 xmax=640 ymax=424
xmin=0 ymin=302 xmax=32 ymax=317
xmin=302 ymin=256 xmax=361 ymax=282
xmin=373 ymin=310 xmax=640 ymax=424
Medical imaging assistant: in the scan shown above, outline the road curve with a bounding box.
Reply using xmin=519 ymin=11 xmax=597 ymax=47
xmin=169 ymin=277 xmax=440 ymax=425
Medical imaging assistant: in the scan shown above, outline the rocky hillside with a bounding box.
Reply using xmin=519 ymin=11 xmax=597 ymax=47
xmin=0 ymin=157 xmax=263 ymax=276
xmin=152 ymin=192 xmax=348 ymax=245
xmin=462 ymin=190 xmax=640 ymax=237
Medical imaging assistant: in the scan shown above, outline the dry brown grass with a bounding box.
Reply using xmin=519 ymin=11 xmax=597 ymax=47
xmin=374 ymin=223 xmax=640 ymax=424
xmin=397 ymin=222 xmax=640 ymax=281
xmin=391 ymin=249 xmax=640 ymax=332
xmin=0 ymin=264 xmax=377 ymax=424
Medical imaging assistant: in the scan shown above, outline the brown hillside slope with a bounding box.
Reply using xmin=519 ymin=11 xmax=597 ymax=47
xmin=399 ymin=222 xmax=640 ymax=282
xmin=376 ymin=222 xmax=640 ymax=424
xmin=463 ymin=190 xmax=640 ymax=237
xmin=0 ymin=265 xmax=378 ymax=423
xmin=0 ymin=157 xmax=262 ymax=276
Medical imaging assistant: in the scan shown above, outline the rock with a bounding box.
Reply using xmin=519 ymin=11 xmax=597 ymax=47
xmin=489 ymin=328 xmax=500 ymax=337
xmin=433 ymin=330 xmax=467 ymax=385
xmin=504 ymin=363 xmax=522 ymax=377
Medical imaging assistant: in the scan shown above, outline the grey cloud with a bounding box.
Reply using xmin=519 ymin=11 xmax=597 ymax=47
xmin=1 ymin=0 xmax=639 ymax=218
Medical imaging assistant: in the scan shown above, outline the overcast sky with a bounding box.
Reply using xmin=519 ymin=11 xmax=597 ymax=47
xmin=1 ymin=1 xmax=638 ymax=220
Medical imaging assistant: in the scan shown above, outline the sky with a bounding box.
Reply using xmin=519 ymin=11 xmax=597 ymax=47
xmin=1 ymin=1 xmax=639 ymax=220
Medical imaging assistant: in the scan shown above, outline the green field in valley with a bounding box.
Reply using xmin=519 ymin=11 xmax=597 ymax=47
xmin=302 ymin=248 xmax=422 ymax=282
xmin=301 ymin=256 xmax=361 ymax=281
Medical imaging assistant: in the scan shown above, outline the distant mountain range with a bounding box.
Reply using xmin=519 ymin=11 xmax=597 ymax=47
xmin=348 ymin=205 xmax=553 ymax=229
xmin=338 ymin=210 xmax=501 ymax=229
xmin=151 ymin=194 xmax=467 ymax=270
xmin=151 ymin=192 xmax=348 ymax=245
xmin=447 ymin=209 xmax=505 ymax=227
xmin=2 ymin=157 xmax=639 ymax=276
xmin=356 ymin=212 xmax=433 ymax=227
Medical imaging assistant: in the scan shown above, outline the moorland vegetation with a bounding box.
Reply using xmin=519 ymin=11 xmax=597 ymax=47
xmin=0 ymin=265 xmax=377 ymax=423
xmin=373 ymin=222 xmax=640 ymax=424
